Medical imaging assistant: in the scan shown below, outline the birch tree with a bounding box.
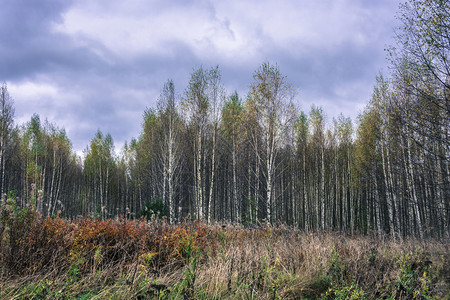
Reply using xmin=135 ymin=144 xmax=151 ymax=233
xmin=158 ymin=79 xmax=183 ymax=223
xmin=206 ymin=66 xmax=225 ymax=223
xmin=0 ymin=83 xmax=14 ymax=197
xmin=183 ymin=67 xmax=209 ymax=220
xmin=221 ymin=91 xmax=243 ymax=222
xmin=249 ymin=62 xmax=296 ymax=223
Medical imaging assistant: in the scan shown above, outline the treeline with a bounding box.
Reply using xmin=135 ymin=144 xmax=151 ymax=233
xmin=0 ymin=0 xmax=448 ymax=239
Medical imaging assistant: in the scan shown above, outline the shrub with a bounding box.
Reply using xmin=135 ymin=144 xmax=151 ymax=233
xmin=0 ymin=218 xmax=448 ymax=299
xmin=137 ymin=198 xmax=168 ymax=220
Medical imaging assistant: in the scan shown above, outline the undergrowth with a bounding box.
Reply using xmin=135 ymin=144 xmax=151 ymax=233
xmin=1 ymin=198 xmax=449 ymax=299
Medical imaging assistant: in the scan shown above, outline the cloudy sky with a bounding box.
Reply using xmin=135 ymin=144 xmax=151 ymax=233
xmin=1 ymin=0 xmax=402 ymax=154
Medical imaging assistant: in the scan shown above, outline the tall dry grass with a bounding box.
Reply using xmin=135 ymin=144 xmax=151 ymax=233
xmin=0 ymin=214 xmax=448 ymax=299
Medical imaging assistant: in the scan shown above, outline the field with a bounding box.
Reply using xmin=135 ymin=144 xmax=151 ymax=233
xmin=0 ymin=212 xmax=449 ymax=299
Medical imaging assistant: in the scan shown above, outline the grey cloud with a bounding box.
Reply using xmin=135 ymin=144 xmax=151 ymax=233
xmin=1 ymin=0 xmax=402 ymax=152
xmin=39 ymin=42 xmax=202 ymax=150
xmin=0 ymin=0 xmax=77 ymax=79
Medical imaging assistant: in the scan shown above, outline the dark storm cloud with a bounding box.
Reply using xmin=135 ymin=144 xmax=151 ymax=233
xmin=1 ymin=0 xmax=402 ymax=154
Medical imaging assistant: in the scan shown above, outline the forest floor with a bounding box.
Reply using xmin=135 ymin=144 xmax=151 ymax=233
xmin=0 ymin=215 xmax=449 ymax=299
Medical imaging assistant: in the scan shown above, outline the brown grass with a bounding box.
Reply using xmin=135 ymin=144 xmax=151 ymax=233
xmin=0 ymin=216 xmax=448 ymax=299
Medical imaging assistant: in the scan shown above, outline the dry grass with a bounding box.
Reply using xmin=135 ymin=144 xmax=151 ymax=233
xmin=0 ymin=215 xmax=448 ymax=299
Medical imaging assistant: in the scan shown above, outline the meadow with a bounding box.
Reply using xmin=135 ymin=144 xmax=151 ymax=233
xmin=0 ymin=207 xmax=449 ymax=299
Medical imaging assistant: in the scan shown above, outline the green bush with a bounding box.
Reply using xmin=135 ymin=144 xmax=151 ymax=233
xmin=137 ymin=197 xmax=168 ymax=220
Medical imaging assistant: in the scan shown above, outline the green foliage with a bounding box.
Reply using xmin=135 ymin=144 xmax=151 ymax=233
xmin=323 ymin=283 xmax=367 ymax=300
xmin=221 ymin=91 xmax=243 ymax=139
xmin=18 ymin=280 xmax=53 ymax=299
xmin=6 ymin=190 xmax=17 ymax=200
xmin=389 ymin=252 xmax=433 ymax=299
xmin=173 ymin=238 xmax=201 ymax=299
xmin=67 ymin=255 xmax=84 ymax=284
xmin=138 ymin=198 xmax=168 ymax=220
xmin=322 ymin=247 xmax=367 ymax=299
xmin=328 ymin=247 xmax=344 ymax=285
xmin=76 ymin=291 xmax=97 ymax=300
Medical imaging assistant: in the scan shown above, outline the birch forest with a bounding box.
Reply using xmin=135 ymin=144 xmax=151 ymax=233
xmin=0 ymin=0 xmax=448 ymax=240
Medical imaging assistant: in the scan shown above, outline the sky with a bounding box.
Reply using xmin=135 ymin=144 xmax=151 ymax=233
xmin=0 ymin=0 xmax=402 ymax=155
